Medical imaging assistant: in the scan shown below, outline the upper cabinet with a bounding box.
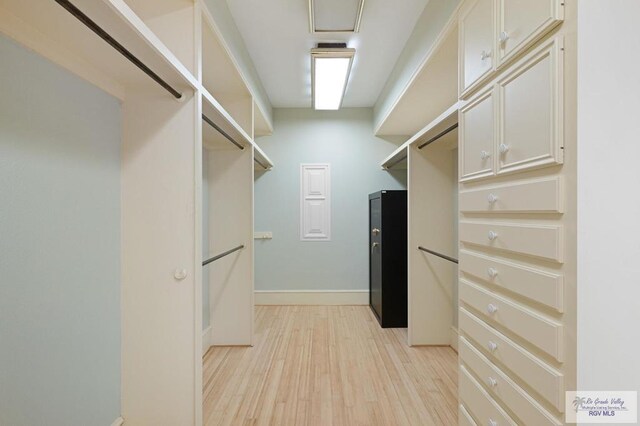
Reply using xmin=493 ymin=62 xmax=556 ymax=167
xmin=459 ymin=37 xmax=563 ymax=183
xmin=459 ymin=0 xmax=494 ymax=98
xmin=459 ymin=0 xmax=563 ymax=99
xmin=497 ymin=38 xmax=564 ymax=175
xmin=497 ymin=0 xmax=564 ymax=67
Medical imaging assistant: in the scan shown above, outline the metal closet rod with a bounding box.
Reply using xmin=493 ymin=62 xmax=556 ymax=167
xmin=202 ymin=114 xmax=245 ymax=150
xmin=417 ymin=246 xmax=458 ymax=264
xmin=385 ymin=154 xmax=407 ymax=169
xmin=254 ymin=157 xmax=268 ymax=170
xmin=417 ymin=123 xmax=459 ymax=150
xmin=54 ymin=0 xmax=182 ymax=99
xmin=202 ymin=245 xmax=244 ymax=267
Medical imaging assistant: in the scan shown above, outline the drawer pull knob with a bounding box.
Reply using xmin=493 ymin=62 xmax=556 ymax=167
xmin=488 ymin=377 xmax=498 ymax=387
xmin=487 ymin=303 xmax=498 ymax=314
xmin=488 ymin=231 xmax=498 ymax=241
xmin=488 ymin=419 xmax=498 ymax=426
xmin=487 ymin=267 xmax=498 ymax=278
xmin=488 ymin=341 xmax=498 ymax=352
xmin=499 ymin=31 xmax=510 ymax=44
xmin=481 ymin=50 xmax=492 ymax=61
xmin=499 ymin=143 xmax=510 ymax=154
xmin=480 ymin=150 xmax=491 ymax=160
xmin=487 ymin=193 xmax=498 ymax=204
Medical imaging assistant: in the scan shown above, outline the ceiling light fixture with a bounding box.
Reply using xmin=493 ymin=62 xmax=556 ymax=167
xmin=311 ymin=45 xmax=355 ymax=110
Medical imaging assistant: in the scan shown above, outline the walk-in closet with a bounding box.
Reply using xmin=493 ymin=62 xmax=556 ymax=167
xmin=2 ymin=0 xmax=639 ymax=425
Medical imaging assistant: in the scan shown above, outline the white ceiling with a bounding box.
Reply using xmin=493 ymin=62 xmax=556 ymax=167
xmin=225 ymin=0 xmax=430 ymax=108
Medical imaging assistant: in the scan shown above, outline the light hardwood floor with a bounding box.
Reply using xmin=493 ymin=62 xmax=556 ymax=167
xmin=203 ymin=305 xmax=458 ymax=425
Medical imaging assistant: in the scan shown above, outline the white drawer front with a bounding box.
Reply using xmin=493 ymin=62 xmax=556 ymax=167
xmin=460 ymin=337 xmax=562 ymax=426
xmin=460 ymin=403 xmax=478 ymax=426
xmin=460 ymin=365 xmax=517 ymax=426
xmin=459 ymin=177 xmax=563 ymax=213
xmin=460 ymin=221 xmax=563 ymax=263
xmin=459 ymin=250 xmax=563 ymax=312
xmin=497 ymin=38 xmax=564 ymax=176
xmin=460 ymin=308 xmax=564 ymax=411
xmin=460 ymin=279 xmax=563 ymax=361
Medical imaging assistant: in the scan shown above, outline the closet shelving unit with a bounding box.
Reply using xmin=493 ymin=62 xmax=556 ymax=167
xmin=377 ymin=11 xmax=461 ymax=348
xmin=0 ymin=0 xmax=272 ymax=423
xmin=374 ymin=8 xmax=459 ymax=138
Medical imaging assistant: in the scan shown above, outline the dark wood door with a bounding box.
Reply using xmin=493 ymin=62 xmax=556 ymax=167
xmin=369 ymin=196 xmax=382 ymax=320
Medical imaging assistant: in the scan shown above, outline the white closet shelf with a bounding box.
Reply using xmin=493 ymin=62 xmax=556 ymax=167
xmin=0 ymin=0 xmax=198 ymax=101
xmin=381 ymin=102 xmax=460 ymax=170
xmin=202 ymin=88 xmax=253 ymax=149
xmin=253 ymin=144 xmax=273 ymax=171
xmin=374 ymin=7 xmax=460 ymax=137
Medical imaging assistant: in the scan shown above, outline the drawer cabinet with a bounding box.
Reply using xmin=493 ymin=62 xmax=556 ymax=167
xmin=460 ymin=404 xmax=478 ymax=426
xmin=459 ymin=176 xmax=563 ymax=213
xmin=497 ymin=38 xmax=564 ymax=175
xmin=460 ymin=337 xmax=562 ymax=425
xmin=497 ymin=0 xmax=564 ymax=67
xmin=460 ymin=88 xmax=495 ymax=181
xmin=460 ymin=365 xmax=517 ymax=426
xmin=460 ymin=308 xmax=565 ymax=411
xmin=459 ymin=249 xmax=563 ymax=312
xmin=459 ymin=221 xmax=563 ymax=263
xmin=459 ymin=0 xmax=494 ymax=96
xmin=460 ymin=280 xmax=563 ymax=361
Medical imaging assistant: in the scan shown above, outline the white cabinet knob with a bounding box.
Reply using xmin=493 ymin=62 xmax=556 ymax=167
xmin=480 ymin=150 xmax=491 ymax=160
xmin=488 ymin=377 xmax=498 ymax=387
xmin=499 ymin=143 xmax=510 ymax=154
xmin=488 ymin=231 xmax=498 ymax=241
xmin=481 ymin=50 xmax=492 ymax=60
xmin=487 ymin=193 xmax=498 ymax=204
xmin=499 ymin=31 xmax=510 ymax=44
xmin=487 ymin=303 xmax=498 ymax=314
xmin=488 ymin=341 xmax=498 ymax=352
xmin=174 ymin=268 xmax=187 ymax=280
xmin=487 ymin=267 xmax=498 ymax=278
xmin=488 ymin=419 xmax=498 ymax=426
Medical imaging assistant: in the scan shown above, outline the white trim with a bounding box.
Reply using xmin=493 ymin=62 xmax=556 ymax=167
xmin=255 ymin=290 xmax=368 ymax=306
xmin=111 ymin=417 xmax=124 ymax=426
xmin=450 ymin=326 xmax=459 ymax=352
xmin=202 ymin=326 xmax=213 ymax=356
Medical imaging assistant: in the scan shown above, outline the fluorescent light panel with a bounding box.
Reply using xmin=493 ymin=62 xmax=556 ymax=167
xmin=311 ymin=48 xmax=355 ymax=110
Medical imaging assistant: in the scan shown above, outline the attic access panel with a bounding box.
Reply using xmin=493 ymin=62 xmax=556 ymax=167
xmin=309 ymin=0 xmax=364 ymax=33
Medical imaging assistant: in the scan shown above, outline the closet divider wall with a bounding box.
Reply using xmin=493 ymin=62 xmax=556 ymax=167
xmin=0 ymin=0 xmax=272 ymax=423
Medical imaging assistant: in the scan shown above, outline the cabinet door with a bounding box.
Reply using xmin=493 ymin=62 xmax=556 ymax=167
xmin=497 ymin=38 xmax=563 ymax=176
xmin=497 ymin=0 xmax=563 ymax=66
xmin=369 ymin=196 xmax=383 ymax=320
xmin=460 ymin=88 xmax=495 ymax=182
xmin=459 ymin=0 xmax=494 ymax=98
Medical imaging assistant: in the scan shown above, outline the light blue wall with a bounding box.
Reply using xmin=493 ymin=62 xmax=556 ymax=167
xmin=203 ymin=0 xmax=272 ymax=127
xmin=254 ymin=108 xmax=406 ymax=291
xmin=0 ymin=35 xmax=121 ymax=425
xmin=374 ymin=0 xmax=461 ymax=130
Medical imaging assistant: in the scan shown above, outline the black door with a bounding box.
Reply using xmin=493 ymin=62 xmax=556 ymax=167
xmin=369 ymin=196 xmax=382 ymax=320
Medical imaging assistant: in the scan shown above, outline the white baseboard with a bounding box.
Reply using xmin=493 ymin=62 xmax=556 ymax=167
xmin=450 ymin=326 xmax=459 ymax=352
xmin=111 ymin=417 xmax=124 ymax=426
xmin=202 ymin=326 xmax=212 ymax=356
xmin=255 ymin=290 xmax=369 ymax=305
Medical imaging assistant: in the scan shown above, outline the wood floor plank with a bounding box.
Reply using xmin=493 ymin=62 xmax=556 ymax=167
xmin=203 ymin=306 xmax=458 ymax=426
